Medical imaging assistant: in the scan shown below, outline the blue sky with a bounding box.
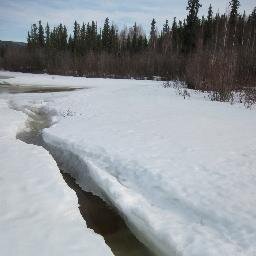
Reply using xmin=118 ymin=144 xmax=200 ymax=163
xmin=0 ymin=0 xmax=255 ymax=42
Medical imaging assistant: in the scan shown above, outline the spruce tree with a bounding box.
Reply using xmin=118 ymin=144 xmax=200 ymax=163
xmin=38 ymin=20 xmax=45 ymax=47
xmin=229 ymin=0 xmax=240 ymax=23
xmin=31 ymin=23 xmax=39 ymax=47
xmin=149 ymin=18 xmax=157 ymax=49
xmin=49 ymin=27 xmax=56 ymax=48
xmin=207 ymin=4 xmax=213 ymax=22
xmin=80 ymin=22 xmax=87 ymax=52
xmin=73 ymin=21 xmax=80 ymax=53
xmin=172 ymin=17 xmax=178 ymax=52
xmin=45 ymin=23 xmax=50 ymax=48
xmin=132 ymin=23 xmax=138 ymax=52
xmin=184 ymin=0 xmax=202 ymax=52
xmin=91 ymin=21 xmax=97 ymax=50
xmin=250 ymin=7 xmax=256 ymax=22
xmin=58 ymin=23 xmax=63 ymax=49
xmin=163 ymin=20 xmax=170 ymax=35
xmin=204 ymin=4 xmax=213 ymax=46
xmin=228 ymin=0 xmax=240 ymax=46
xmin=62 ymin=25 xmax=68 ymax=50
xmin=102 ymin=18 xmax=110 ymax=51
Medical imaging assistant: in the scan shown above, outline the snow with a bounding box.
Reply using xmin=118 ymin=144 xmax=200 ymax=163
xmin=0 ymin=71 xmax=88 ymax=88
xmin=1 ymin=71 xmax=256 ymax=256
xmin=0 ymin=98 xmax=113 ymax=255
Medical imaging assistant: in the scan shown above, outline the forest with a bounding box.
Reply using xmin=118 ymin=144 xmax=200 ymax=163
xmin=0 ymin=0 xmax=255 ymax=102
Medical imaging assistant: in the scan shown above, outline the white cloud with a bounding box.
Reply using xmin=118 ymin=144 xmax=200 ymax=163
xmin=0 ymin=0 xmax=254 ymax=41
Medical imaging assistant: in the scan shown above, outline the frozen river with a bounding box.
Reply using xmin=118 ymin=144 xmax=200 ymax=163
xmin=12 ymin=84 xmax=154 ymax=256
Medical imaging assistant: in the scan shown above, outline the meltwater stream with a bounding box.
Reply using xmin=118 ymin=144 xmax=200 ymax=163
xmin=15 ymin=103 xmax=154 ymax=256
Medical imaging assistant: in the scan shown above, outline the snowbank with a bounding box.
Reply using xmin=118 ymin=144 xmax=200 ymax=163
xmin=0 ymin=99 xmax=113 ymax=256
xmin=1 ymin=71 xmax=256 ymax=256
xmin=42 ymin=77 xmax=256 ymax=256
xmin=0 ymin=71 xmax=87 ymax=88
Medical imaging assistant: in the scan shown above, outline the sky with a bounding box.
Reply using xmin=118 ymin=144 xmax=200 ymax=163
xmin=0 ymin=0 xmax=255 ymax=42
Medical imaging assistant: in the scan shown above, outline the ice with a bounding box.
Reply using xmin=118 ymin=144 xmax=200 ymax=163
xmin=1 ymin=71 xmax=256 ymax=256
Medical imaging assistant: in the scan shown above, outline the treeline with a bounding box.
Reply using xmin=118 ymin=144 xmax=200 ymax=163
xmin=1 ymin=0 xmax=255 ymax=98
xmin=27 ymin=19 xmax=148 ymax=54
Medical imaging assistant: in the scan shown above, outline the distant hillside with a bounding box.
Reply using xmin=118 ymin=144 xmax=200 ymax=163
xmin=0 ymin=40 xmax=26 ymax=47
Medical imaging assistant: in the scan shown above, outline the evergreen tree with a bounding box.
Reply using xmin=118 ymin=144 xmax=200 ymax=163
xmin=172 ymin=17 xmax=178 ymax=31
xmin=204 ymin=4 xmax=213 ymax=46
xmin=45 ymin=23 xmax=50 ymax=48
xmin=250 ymin=7 xmax=256 ymax=22
xmin=163 ymin=20 xmax=170 ymax=35
xmin=228 ymin=0 xmax=240 ymax=46
xmin=80 ymin=22 xmax=87 ymax=53
xmin=160 ymin=20 xmax=170 ymax=53
xmin=186 ymin=0 xmax=201 ymax=24
xmin=131 ymin=23 xmax=138 ymax=52
xmin=31 ymin=23 xmax=39 ymax=47
xmin=207 ymin=4 xmax=213 ymax=22
xmin=102 ymin=18 xmax=110 ymax=51
xmin=172 ymin=17 xmax=178 ymax=52
xmin=184 ymin=0 xmax=202 ymax=52
xmin=229 ymin=0 xmax=240 ymax=24
xmin=150 ymin=18 xmax=157 ymax=49
xmin=38 ymin=20 xmax=45 ymax=47
xmin=61 ymin=25 xmax=68 ymax=50
xmin=73 ymin=21 xmax=80 ymax=52
xmin=49 ymin=27 xmax=56 ymax=48
xmin=91 ymin=21 xmax=98 ymax=50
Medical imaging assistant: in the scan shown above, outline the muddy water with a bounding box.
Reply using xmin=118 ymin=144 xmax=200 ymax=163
xmin=16 ymin=105 xmax=154 ymax=256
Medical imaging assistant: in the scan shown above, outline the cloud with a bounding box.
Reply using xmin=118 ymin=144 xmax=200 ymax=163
xmin=0 ymin=0 xmax=254 ymax=42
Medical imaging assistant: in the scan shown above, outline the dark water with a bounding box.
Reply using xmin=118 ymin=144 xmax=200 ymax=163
xmin=16 ymin=106 xmax=154 ymax=256
xmin=0 ymin=83 xmax=82 ymax=94
xmin=0 ymin=75 xmax=14 ymax=79
xmin=62 ymin=172 xmax=154 ymax=256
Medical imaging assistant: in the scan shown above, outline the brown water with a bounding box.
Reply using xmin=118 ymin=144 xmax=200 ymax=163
xmin=16 ymin=105 xmax=154 ymax=256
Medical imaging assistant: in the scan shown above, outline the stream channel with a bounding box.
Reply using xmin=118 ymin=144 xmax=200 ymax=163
xmin=6 ymin=85 xmax=155 ymax=256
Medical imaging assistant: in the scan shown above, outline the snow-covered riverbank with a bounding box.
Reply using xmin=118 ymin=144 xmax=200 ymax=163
xmin=1 ymin=71 xmax=256 ymax=256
